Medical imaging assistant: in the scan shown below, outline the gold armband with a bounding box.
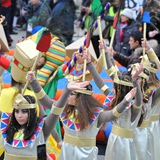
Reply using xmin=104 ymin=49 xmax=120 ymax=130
xmin=100 ymin=85 xmax=109 ymax=93
xmin=112 ymin=106 xmax=121 ymax=117
xmin=35 ymin=89 xmax=46 ymax=99
xmin=51 ymin=105 xmax=64 ymax=115
xmin=106 ymin=66 xmax=117 ymax=76
xmin=133 ymin=104 xmax=142 ymax=109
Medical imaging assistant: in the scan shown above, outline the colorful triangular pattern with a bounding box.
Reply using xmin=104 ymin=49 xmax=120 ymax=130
xmin=60 ymin=107 xmax=103 ymax=131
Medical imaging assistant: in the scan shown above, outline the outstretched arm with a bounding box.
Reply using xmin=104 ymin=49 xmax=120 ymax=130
xmin=84 ymin=51 xmax=111 ymax=96
xmin=130 ymin=64 xmax=143 ymax=121
xmin=97 ymin=87 xmax=137 ymax=127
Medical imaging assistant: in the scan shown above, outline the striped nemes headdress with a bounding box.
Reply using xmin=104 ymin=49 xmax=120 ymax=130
xmin=27 ymin=27 xmax=66 ymax=86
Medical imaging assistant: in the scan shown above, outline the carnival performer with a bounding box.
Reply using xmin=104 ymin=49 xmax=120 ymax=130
xmin=25 ymin=56 xmax=143 ymax=160
xmin=105 ymin=38 xmax=160 ymax=160
xmin=95 ymin=40 xmax=143 ymax=160
xmin=133 ymin=39 xmax=160 ymax=160
xmin=0 ymin=79 xmax=89 ymax=160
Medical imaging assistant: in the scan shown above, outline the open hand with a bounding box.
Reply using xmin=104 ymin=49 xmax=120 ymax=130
xmin=131 ymin=63 xmax=144 ymax=81
xmin=125 ymin=87 xmax=137 ymax=102
xmin=26 ymin=71 xmax=36 ymax=83
xmin=67 ymin=81 xmax=90 ymax=91
xmin=148 ymin=30 xmax=158 ymax=38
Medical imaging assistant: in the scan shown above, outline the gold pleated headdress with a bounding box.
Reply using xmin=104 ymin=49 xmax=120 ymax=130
xmin=13 ymin=94 xmax=36 ymax=109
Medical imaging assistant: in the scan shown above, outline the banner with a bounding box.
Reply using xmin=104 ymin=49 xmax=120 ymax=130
xmin=125 ymin=0 xmax=147 ymax=18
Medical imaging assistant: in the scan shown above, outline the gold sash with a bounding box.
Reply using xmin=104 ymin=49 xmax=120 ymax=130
xmin=5 ymin=152 xmax=36 ymax=160
xmin=138 ymin=119 xmax=150 ymax=128
xmin=150 ymin=114 xmax=159 ymax=122
xmin=64 ymin=133 xmax=96 ymax=147
xmin=112 ymin=125 xmax=134 ymax=138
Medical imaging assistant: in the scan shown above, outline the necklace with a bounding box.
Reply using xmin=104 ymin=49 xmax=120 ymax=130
xmin=15 ymin=129 xmax=24 ymax=140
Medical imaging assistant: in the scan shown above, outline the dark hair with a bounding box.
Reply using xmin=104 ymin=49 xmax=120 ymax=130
xmin=63 ymin=83 xmax=103 ymax=130
xmin=130 ymin=31 xmax=143 ymax=45
xmin=6 ymin=95 xmax=40 ymax=143
xmin=108 ymin=72 xmax=133 ymax=110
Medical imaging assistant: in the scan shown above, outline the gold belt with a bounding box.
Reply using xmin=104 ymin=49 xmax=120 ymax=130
xmin=138 ymin=119 xmax=150 ymax=128
xmin=5 ymin=152 xmax=36 ymax=160
xmin=111 ymin=125 xmax=134 ymax=138
xmin=150 ymin=114 xmax=159 ymax=122
xmin=64 ymin=133 xmax=96 ymax=147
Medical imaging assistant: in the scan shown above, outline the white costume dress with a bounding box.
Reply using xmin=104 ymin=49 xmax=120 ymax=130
xmin=105 ymin=105 xmax=141 ymax=160
xmin=133 ymin=89 xmax=155 ymax=160
xmin=149 ymin=94 xmax=160 ymax=160
xmin=59 ymin=107 xmax=103 ymax=160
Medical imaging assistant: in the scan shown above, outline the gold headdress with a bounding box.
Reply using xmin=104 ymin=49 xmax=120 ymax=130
xmin=140 ymin=55 xmax=157 ymax=73
xmin=106 ymin=65 xmax=133 ymax=87
xmin=131 ymin=63 xmax=149 ymax=80
xmin=113 ymin=73 xmax=133 ymax=87
xmin=75 ymin=90 xmax=93 ymax=95
xmin=11 ymin=40 xmax=39 ymax=83
xmin=13 ymin=94 xmax=36 ymax=109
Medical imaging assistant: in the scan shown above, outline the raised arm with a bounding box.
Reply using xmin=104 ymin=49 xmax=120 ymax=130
xmin=84 ymin=50 xmax=110 ymax=96
xmin=97 ymin=87 xmax=137 ymax=127
xmin=27 ymin=75 xmax=55 ymax=109
xmin=130 ymin=64 xmax=143 ymax=121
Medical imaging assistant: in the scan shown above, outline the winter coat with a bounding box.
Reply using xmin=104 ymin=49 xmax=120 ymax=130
xmin=114 ymin=20 xmax=139 ymax=56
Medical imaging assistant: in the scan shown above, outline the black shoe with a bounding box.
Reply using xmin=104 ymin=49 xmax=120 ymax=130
xmin=10 ymin=31 xmax=18 ymax=35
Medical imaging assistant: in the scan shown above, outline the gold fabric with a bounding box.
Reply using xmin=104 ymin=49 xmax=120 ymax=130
xmin=131 ymin=63 xmax=149 ymax=80
xmin=141 ymin=55 xmax=157 ymax=73
xmin=75 ymin=89 xmax=93 ymax=95
xmin=138 ymin=119 xmax=150 ymax=128
xmin=133 ymin=104 xmax=142 ymax=109
xmin=51 ymin=105 xmax=64 ymax=115
xmin=150 ymin=114 xmax=159 ymax=122
xmin=11 ymin=40 xmax=39 ymax=83
xmin=112 ymin=125 xmax=134 ymax=138
xmin=112 ymin=106 xmax=121 ymax=117
xmin=35 ymin=89 xmax=46 ymax=99
xmin=106 ymin=66 xmax=117 ymax=76
xmin=113 ymin=73 xmax=133 ymax=87
xmin=100 ymin=85 xmax=109 ymax=93
xmin=5 ymin=152 xmax=36 ymax=160
xmin=13 ymin=94 xmax=36 ymax=109
xmin=64 ymin=133 xmax=96 ymax=147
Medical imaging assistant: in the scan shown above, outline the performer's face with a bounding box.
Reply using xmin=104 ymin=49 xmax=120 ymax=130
xmin=68 ymin=92 xmax=77 ymax=106
xmin=36 ymin=57 xmax=46 ymax=69
xmin=76 ymin=53 xmax=84 ymax=64
xmin=15 ymin=109 xmax=29 ymax=126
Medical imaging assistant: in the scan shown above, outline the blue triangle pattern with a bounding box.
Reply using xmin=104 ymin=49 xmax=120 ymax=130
xmin=89 ymin=119 xmax=94 ymax=124
xmin=70 ymin=124 xmax=75 ymax=130
xmin=63 ymin=120 xmax=68 ymax=125
xmin=1 ymin=122 xmax=7 ymax=129
xmin=17 ymin=141 xmax=23 ymax=147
